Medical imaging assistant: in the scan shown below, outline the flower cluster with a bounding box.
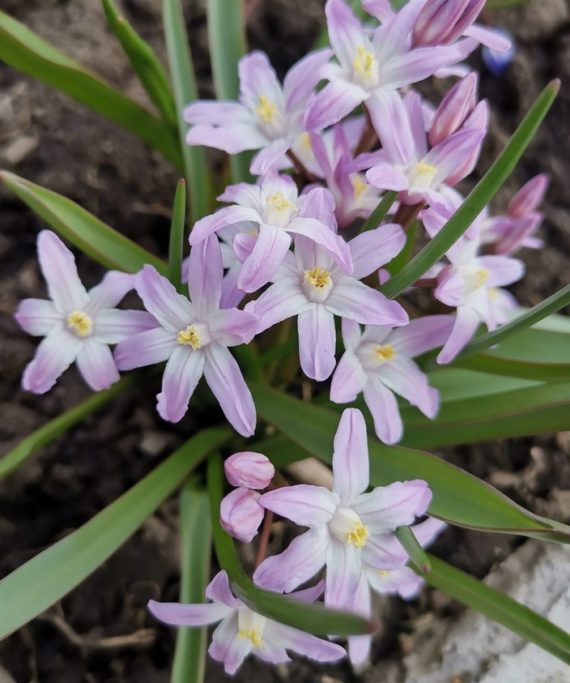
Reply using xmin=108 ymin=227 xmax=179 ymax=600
xmin=14 ymin=0 xmax=547 ymax=675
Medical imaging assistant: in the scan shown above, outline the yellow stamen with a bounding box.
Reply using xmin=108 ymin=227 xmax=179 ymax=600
xmin=266 ymin=191 xmax=296 ymax=212
xmin=300 ymin=132 xmax=312 ymax=151
xmin=377 ymin=569 xmax=392 ymax=577
xmin=474 ymin=268 xmax=489 ymax=288
xmin=304 ymin=266 xmax=332 ymax=289
xmin=346 ymin=521 xmax=368 ymax=548
xmin=238 ymin=629 xmax=263 ymax=647
xmin=353 ymin=46 xmax=377 ymax=79
xmin=256 ymin=95 xmax=277 ymax=124
xmin=67 ymin=310 xmax=93 ymax=337
xmin=177 ymin=325 xmax=202 ymax=349
xmin=352 ymin=174 xmax=368 ymax=199
xmin=414 ymin=161 xmax=437 ymax=177
xmin=375 ymin=344 xmax=395 ymax=362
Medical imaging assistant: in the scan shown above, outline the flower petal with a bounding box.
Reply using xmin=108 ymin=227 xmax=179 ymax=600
xmin=330 ymin=349 xmax=367 ymax=403
xmin=114 ymin=326 xmax=175 ymax=370
xmin=22 ymin=328 xmax=81 ymax=394
xmin=363 ymin=377 xmax=403 ymax=444
xmin=298 ymin=305 xmax=337 ymax=381
xmin=15 ymin=299 xmax=60 ymax=336
xmin=288 ymin=217 xmax=353 ymax=273
xmin=326 ymin=0 xmax=369 ymax=69
xmin=476 ymin=255 xmax=525 ymax=287
xmin=184 ymin=100 xmax=253 ymax=125
xmin=156 ymin=346 xmax=204 ymax=423
xmin=283 ymin=48 xmax=333 ymax=111
xmin=259 ymin=485 xmax=338 ymax=527
xmin=304 ymin=80 xmax=367 ymax=132
xmin=147 ymin=599 xmax=231 ymax=626
xmin=209 ymin=613 xmax=250 ymax=675
xmin=348 ymin=574 xmax=372 ymax=666
xmin=136 ymin=265 xmax=194 ymax=333
xmin=253 ymin=527 xmax=329 ymax=593
xmin=353 ymin=479 xmax=432 ymax=533
xmin=365 ymin=162 xmax=409 ymax=192
xmin=190 ymin=206 xmax=261 ymax=245
xmin=187 ymin=235 xmax=223 ymax=316
xmin=203 ymin=344 xmax=256 ymax=436
xmin=250 ymin=138 xmax=292 ymax=175
xmin=365 ymin=565 xmax=423 ymax=599
xmin=379 ymin=356 xmax=439 ymax=418
xmin=75 ymin=338 xmax=120 ymax=391
xmin=268 ymin=623 xmax=346 ymax=662
xmin=437 ymin=305 xmax=480 ymax=364
xmin=250 ymin=280 xmax=310 ymax=334
xmin=325 ymin=539 xmax=362 ymax=610
xmin=186 ymin=123 xmax=268 ymax=154
xmin=206 ymin=570 xmax=242 ymax=609
xmin=349 ymin=223 xmax=406 ymax=279
xmin=366 ymin=90 xmax=416 ymax=165
xmin=332 ymin=408 xmax=369 ymax=503
xmin=207 ymin=308 xmax=259 ymax=347
xmin=238 ymin=51 xmax=285 ymax=112
xmin=237 ymin=223 xmax=292 ymax=293
xmin=388 ymin=315 xmax=454 ymax=357
xmin=326 ymin=278 xmax=409 ymax=327
xmin=93 ymin=309 xmax=157 ymax=344
xmin=86 ymin=271 xmax=136 ymax=312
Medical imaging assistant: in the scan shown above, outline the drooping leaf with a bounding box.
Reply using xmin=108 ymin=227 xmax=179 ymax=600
xmin=206 ymin=454 xmax=373 ymax=636
xmin=380 ymin=80 xmax=560 ymax=298
xmin=101 ymin=0 xmax=178 ymax=129
xmin=0 ymin=427 xmax=230 ymax=640
xmin=168 ymin=178 xmax=187 ymax=290
xmin=251 ymin=383 xmax=570 ymax=542
xmin=1 ymin=171 xmax=167 ymax=274
xmin=0 ymin=10 xmax=181 ymax=168
xmin=419 ymin=555 xmax=570 ymax=665
xmin=172 ymin=480 xmax=211 ymax=683
xmin=163 ymin=0 xmax=211 ymax=222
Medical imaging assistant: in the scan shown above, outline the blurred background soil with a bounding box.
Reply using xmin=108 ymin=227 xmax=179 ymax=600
xmin=0 ymin=0 xmax=569 ymax=681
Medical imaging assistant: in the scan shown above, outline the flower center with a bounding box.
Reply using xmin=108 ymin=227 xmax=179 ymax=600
xmin=304 ymin=266 xmax=332 ymax=289
xmin=177 ymin=325 xmax=202 ymax=349
xmin=409 ymin=161 xmax=438 ymax=192
xmin=238 ymin=629 xmax=264 ymax=647
xmin=329 ymin=507 xmax=369 ymax=549
xmin=474 ymin=268 xmax=489 ymax=288
xmin=377 ymin=569 xmax=392 ymax=577
xmin=353 ymin=46 xmax=377 ymax=82
xmin=67 ymin=310 xmax=93 ymax=337
xmin=346 ymin=521 xmax=369 ymax=548
xmin=375 ymin=344 xmax=395 ymax=362
xmin=266 ymin=191 xmax=296 ymax=212
xmin=255 ymin=95 xmax=277 ymax=124
xmin=351 ymin=174 xmax=368 ymax=199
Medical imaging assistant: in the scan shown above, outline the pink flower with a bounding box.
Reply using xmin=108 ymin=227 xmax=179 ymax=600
xmin=148 ymin=571 xmax=345 ymax=675
xmin=114 ymin=236 xmax=258 ymax=435
xmin=254 ymin=409 xmax=432 ymax=614
xmin=225 ymin=451 xmax=275 ymax=490
xmin=184 ymin=49 xmax=332 ymax=175
xmin=248 ymin=190 xmax=408 ymax=381
xmin=220 ymin=488 xmax=265 ymax=543
xmin=330 ymin=316 xmax=453 ymax=443
xmin=190 ymin=174 xmax=353 ymax=293
xmin=15 ymin=231 xmax=156 ymax=393
xmin=304 ymin=0 xmax=462 ymax=131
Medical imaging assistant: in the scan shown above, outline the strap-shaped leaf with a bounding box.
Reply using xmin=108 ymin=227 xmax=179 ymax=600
xmin=206 ymin=0 xmax=251 ymax=183
xmin=1 ymin=171 xmax=166 ymax=274
xmin=172 ymin=480 xmax=211 ymax=683
xmin=419 ymin=555 xmax=570 ymax=665
xmin=168 ymin=178 xmax=187 ymax=289
xmin=250 ymin=384 xmax=570 ymax=543
xmin=380 ymin=80 xmax=560 ymax=298
xmin=0 ymin=427 xmax=230 ymax=641
xmin=207 ymin=454 xmax=373 ymax=636
xmin=0 ymin=376 xmax=135 ymax=481
xmin=102 ymin=0 xmax=177 ymax=129
xmin=163 ymin=0 xmax=211 ymax=222
xmin=0 ymin=10 xmax=181 ymax=168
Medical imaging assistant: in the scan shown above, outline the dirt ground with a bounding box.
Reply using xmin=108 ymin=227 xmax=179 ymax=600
xmin=0 ymin=0 xmax=569 ymax=681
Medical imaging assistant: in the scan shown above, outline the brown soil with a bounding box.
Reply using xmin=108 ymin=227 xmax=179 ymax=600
xmin=0 ymin=0 xmax=569 ymax=681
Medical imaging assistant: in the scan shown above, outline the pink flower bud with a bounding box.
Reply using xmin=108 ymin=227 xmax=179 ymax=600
xmin=224 ymin=451 xmax=275 ymax=490
xmin=507 ymin=174 xmax=549 ymax=218
xmin=413 ymin=0 xmax=484 ymax=47
xmin=429 ymin=74 xmax=478 ymax=147
xmin=220 ymin=488 xmax=264 ymax=543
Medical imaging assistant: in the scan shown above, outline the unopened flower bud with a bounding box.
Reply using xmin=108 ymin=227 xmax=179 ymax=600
xmin=220 ymin=488 xmax=264 ymax=543
xmin=482 ymin=28 xmax=515 ymax=75
xmin=507 ymin=174 xmax=549 ymax=218
xmin=413 ymin=0 xmax=484 ymax=47
xmin=429 ymin=74 xmax=478 ymax=147
xmin=224 ymin=451 xmax=275 ymax=490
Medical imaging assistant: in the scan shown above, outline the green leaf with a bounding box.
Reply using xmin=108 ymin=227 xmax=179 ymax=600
xmin=163 ymin=0 xmax=211 ymax=222
xmin=1 ymin=171 xmax=167 ymax=274
xmin=380 ymin=80 xmax=560 ymax=298
xmin=101 ymin=0 xmax=178 ymax=129
xmin=419 ymin=555 xmax=570 ymax=665
xmin=0 ymin=427 xmax=230 ymax=641
xmin=0 ymin=376 xmax=134 ymax=481
xmin=0 ymin=10 xmax=182 ymax=168
xmin=251 ymin=383 xmax=570 ymax=542
xmin=359 ymin=190 xmax=398 ymax=233
xmin=428 ymin=367 xmax=540 ymax=403
xmin=168 ymin=178 xmax=187 ymax=289
xmin=172 ymin=480 xmax=211 ymax=683
xmin=454 ymin=285 xmax=570 ymax=366
xmin=395 ymin=526 xmax=431 ymax=572
xmin=206 ymin=454 xmax=373 ymax=636
xmin=206 ymin=0 xmax=251 ymax=183
xmin=400 ymin=380 xmax=570 ymax=448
